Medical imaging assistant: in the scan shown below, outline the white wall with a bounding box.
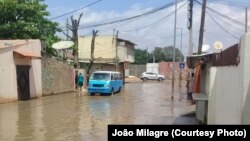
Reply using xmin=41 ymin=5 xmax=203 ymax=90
xmin=206 ymin=33 xmax=250 ymax=124
xmin=207 ymin=67 xmax=242 ymax=124
xmin=0 ymin=47 xmax=17 ymax=103
xmin=146 ymin=63 xmax=159 ymax=74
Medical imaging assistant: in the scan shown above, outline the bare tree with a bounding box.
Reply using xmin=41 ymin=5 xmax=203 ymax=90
xmin=63 ymin=13 xmax=83 ymax=68
xmin=83 ymin=30 xmax=98 ymax=88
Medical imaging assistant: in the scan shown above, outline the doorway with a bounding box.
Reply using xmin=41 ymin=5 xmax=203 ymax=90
xmin=16 ymin=65 xmax=30 ymax=100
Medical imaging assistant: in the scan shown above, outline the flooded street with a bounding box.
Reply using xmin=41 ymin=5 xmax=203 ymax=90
xmin=0 ymin=80 xmax=195 ymax=141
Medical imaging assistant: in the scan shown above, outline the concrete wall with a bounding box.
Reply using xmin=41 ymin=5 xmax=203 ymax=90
xmin=78 ymin=36 xmax=116 ymax=60
xmin=79 ymin=36 xmax=134 ymax=63
xmin=146 ymin=63 xmax=159 ymax=74
xmin=206 ymin=33 xmax=250 ymax=124
xmin=159 ymin=62 xmax=188 ymax=80
xmin=0 ymin=40 xmax=42 ymax=103
xmin=0 ymin=47 xmax=17 ymax=103
xmin=129 ymin=65 xmax=146 ymax=77
xmin=118 ymin=43 xmax=134 ymax=62
xmin=207 ymin=67 xmax=242 ymax=124
xmin=42 ymin=58 xmax=75 ymax=95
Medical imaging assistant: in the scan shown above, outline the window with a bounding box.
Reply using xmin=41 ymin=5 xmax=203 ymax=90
xmin=91 ymin=73 xmax=111 ymax=80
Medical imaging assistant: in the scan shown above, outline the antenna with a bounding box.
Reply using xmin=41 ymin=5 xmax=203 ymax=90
xmin=202 ymin=44 xmax=210 ymax=52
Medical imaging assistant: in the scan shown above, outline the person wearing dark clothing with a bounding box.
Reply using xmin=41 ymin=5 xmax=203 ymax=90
xmin=75 ymin=73 xmax=78 ymax=90
xmin=186 ymin=72 xmax=194 ymax=101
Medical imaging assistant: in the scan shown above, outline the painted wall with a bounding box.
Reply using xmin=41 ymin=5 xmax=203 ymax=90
xmin=78 ymin=36 xmax=116 ymax=60
xmin=0 ymin=40 xmax=42 ymax=103
xmin=118 ymin=42 xmax=134 ymax=62
xmin=207 ymin=67 xmax=242 ymax=124
xmin=79 ymin=36 xmax=134 ymax=63
xmin=146 ymin=63 xmax=159 ymax=74
xmin=206 ymin=33 xmax=250 ymax=124
xmin=0 ymin=47 xmax=17 ymax=103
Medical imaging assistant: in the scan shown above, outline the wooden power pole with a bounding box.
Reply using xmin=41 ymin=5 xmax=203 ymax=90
xmin=198 ymin=0 xmax=207 ymax=55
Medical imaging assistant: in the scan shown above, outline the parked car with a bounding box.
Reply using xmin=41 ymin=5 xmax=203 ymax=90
xmin=140 ymin=72 xmax=165 ymax=82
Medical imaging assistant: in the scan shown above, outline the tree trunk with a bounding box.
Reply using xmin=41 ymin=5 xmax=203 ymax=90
xmin=83 ymin=30 xmax=98 ymax=88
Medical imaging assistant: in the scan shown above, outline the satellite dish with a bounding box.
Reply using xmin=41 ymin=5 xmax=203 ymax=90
xmin=202 ymin=44 xmax=210 ymax=52
xmin=213 ymin=41 xmax=223 ymax=50
xmin=52 ymin=41 xmax=74 ymax=50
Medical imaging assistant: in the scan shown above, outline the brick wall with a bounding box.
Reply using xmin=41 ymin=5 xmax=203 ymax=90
xmin=42 ymin=58 xmax=75 ymax=95
xmin=159 ymin=62 xmax=189 ymax=80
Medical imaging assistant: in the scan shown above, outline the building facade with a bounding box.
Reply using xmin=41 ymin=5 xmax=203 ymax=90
xmin=78 ymin=35 xmax=135 ymax=80
xmin=0 ymin=40 xmax=42 ymax=103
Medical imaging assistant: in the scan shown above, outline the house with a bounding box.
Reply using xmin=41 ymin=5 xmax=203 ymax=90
xmin=0 ymin=40 xmax=42 ymax=103
xmin=78 ymin=35 xmax=135 ymax=81
xmin=186 ymin=33 xmax=250 ymax=124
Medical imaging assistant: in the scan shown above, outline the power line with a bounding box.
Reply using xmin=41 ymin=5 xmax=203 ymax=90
xmin=77 ymin=0 xmax=185 ymax=29
xmin=207 ymin=8 xmax=245 ymax=32
xmin=206 ymin=11 xmax=240 ymax=39
xmin=49 ymin=0 xmax=104 ymax=20
xmin=208 ymin=0 xmax=250 ymax=8
xmin=132 ymin=1 xmax=188 ymax=42
xmin=195 ymin=0 xmax=245 ymax=26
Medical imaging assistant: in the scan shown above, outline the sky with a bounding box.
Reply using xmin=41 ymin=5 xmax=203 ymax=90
xmin=44 ymin=0 xmax=250 ymax=56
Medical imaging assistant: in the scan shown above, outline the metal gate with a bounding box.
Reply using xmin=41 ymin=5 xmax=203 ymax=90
xmin=16 ymin=65 xmax=30 ymax=100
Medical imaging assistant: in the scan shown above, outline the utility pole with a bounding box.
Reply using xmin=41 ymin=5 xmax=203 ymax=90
xmin=179 ymin=27 xmax=183 ymax=61
xmin=171 ymin=0 xmax=178 ymax=100
xmin=246 ymin=7 xmax=248 ymax=33
xmin=115 ymin=30 xmax=119 ymax=71
xmin=198 ymin=0 xmax=207 ymax=55
xmin=188 ymin=0 xmax=193 ymax=56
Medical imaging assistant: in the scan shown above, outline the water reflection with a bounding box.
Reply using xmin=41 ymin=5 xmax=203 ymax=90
xmin=88 ymin=97 xmax=111 ymax=119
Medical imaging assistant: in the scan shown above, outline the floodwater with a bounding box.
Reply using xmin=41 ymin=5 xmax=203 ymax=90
xmin=0 ymin=80 xmax=195 ymax=141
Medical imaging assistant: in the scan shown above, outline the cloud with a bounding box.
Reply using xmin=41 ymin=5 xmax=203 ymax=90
xmin=56 ymin=1 xmax=247 ymax=56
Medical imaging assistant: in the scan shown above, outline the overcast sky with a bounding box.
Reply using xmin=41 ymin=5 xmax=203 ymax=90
xmin=44 ymin=0 xmax=250 ymax=56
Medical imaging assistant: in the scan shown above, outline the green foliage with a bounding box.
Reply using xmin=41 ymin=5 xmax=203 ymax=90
xmin=148 ymin=46 xmax=184 ymax=63
xmin=134 ymin=49 xmax=148 ymax=64
xmin=134 ymin=46 xmax=184 ymax=64
xmin=0 ymin=0 xmax=60 ymax=56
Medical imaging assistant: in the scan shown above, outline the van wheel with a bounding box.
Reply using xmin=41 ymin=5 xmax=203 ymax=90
xmin=158 ymin=78 xmax=163 ymax=82
xmin=143 ymin=77 xmax=147 ymax=82
xmin=90 ymin=93 xmax=95 ymax=96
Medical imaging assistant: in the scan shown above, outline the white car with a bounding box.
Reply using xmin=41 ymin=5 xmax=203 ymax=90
xmin=140 ymin=72 xmax=165 ymax=82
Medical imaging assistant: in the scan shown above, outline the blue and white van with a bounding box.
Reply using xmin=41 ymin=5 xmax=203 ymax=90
xmin=88 ymin=71 xmax=123 ymax=95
